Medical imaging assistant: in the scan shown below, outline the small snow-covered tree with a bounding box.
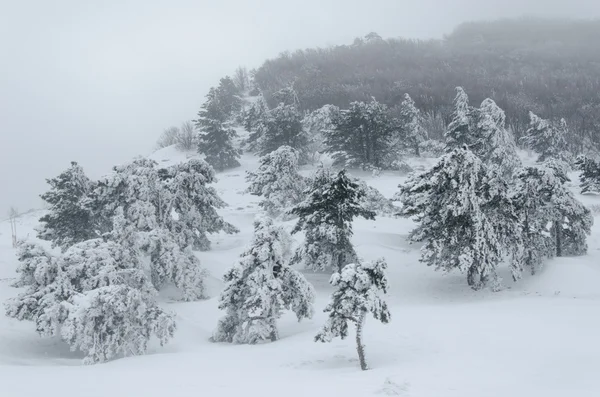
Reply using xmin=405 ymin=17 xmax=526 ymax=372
xmin=302 ymin=104 xmax=340 ymax=164
xmin=521 ymin=112 xmax=571 ymax=164
xmin=356 ymin=181 xmax=397 ymax=217
xmin=213 ymin=215 xmax=314 ymax=344
xmin=398 ymin=93 xmax=427 ymax=156
xmin=575 ymin=155 xmax=600 ymax=194
xmin=397 ymin=147 xmax=504 ymax=289
xmin=37 ymin=162 xmax=98 ymax=251
xmin=246 ymin=146 xmax=306 ymax=218
xmin=195 ymin=86 xmax=241 ymax=171
xmin=325 ymin=99 xmax=397 ymax=170
xmin=444 ymin=87 xmax=473 ymax=152
xmin=513 ymin=164 xmax=593 ymax=274
xmin=258 ymin=102 xmax=308 ymax=158
xmin=315 ymin=259 xmax=391 ymax=371
xmin=243 ymin=94 xmax=269 ymax=152
xmin=290 ymin=168 xmax=375 ymax=272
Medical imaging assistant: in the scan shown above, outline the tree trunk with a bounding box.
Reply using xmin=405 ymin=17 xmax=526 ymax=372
xmin=356 ymin=310 xmax=368 ymax=371
xmin=415 ymin=143 xmax=420 ymax=157
xmin=555 ymin=219 xmax=563 ymax=258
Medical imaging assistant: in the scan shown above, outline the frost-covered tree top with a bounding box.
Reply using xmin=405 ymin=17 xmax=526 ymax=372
xmin=213 ymin=215 xmax=314 ymax=344
xmin=398 ymin=93 xmax=427 ymax=156
xmin=246 ymin=146 xmax=306 ymax=217
xmin=38 ymin=162 xmax=98 ymax=251
xmin=521 ymin=112 xmax=571 ymax=164
xmin=474 ymin=98 xmax=521 ymax=178
xmin=445 ymin=87 xmax=473 ymax=151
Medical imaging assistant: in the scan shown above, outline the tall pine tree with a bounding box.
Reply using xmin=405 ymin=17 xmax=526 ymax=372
xmin=290 ymin=167 xmax=375 ymax=272
xmin=398 ymin=93 xmax=427 ymax=157
xmin=444 ymin=87 xmax=473 ymax=152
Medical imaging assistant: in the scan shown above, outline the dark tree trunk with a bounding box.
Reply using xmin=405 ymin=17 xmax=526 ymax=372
xmin=555 ymin=219 xmax=563 ymax=257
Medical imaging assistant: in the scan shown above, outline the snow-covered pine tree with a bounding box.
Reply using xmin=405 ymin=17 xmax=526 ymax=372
xmin=195 ymin=87 xmax=241 ymax=171
xmin=397 ymin=147 xmax=503 ymax=289
xmin=444 ymin=87 xmax=474 ymax=152
xmin=258 ymin=102 xmax=308 ymax=158
xmin=473 ymin=98 xmax=521 ymax=179
xmin=398 ymin=93 xmax=427 ymax=157
xmin=290 ymin=167 xmax=376 ymax=272
xmin=315 ymin=259 xmax=390 ymax=371
xmin=513 ymin=164 xmax=593 ymax=273
xmin=37 ymin=162 xmax=98 ymax=251
xmin=325 ymin=98 xmax=397 ymax=170
xmin=158 ymin=159 xmax=238 ymax=250
xmin=5 ymin=238 xmax=176 ymax=364
xmin=302 ymin=104 xmax=340 ymax=164
xmin=575 ymin=155 xmax=600 ymax=194
xmin=245 ymin=146 xmax=306 ymax=218
xmin=521 ymin=112 xmax=571 ymax=165
xmin=243 ymin=94 xmax=269 ymax=152
xmin=213 ymin=215 xmax=314 ymax=344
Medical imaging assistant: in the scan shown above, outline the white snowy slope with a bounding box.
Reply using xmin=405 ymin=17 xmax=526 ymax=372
xmin=1 ymin=148 xmax=599 ymax=397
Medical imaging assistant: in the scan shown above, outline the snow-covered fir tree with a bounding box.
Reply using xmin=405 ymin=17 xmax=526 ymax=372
xmin=397 ymin=147 xmax=506 ymax=289
xmin=195 ymin=86 xmax=241 ymax=171
xmin=290 ymin=167 xmax=375 ymax=272
xmin=575 ymin=155 xmax=600 ymax=194
xmin=315 ymin=259 xmax=391 ymax=371
xmin=245 ymin=146 xmax=306 ymax=218
xmin=473 ymin=98 xmax=521 ymax=179
xmin=258 ymin=102 xmax=308 ymax=158
xmin=37 ymin=162 xmax=98 ymax=251
xmin=213 ymin=215 xmax=315 ymax=344
xmin=243 ymin=94 xmax=269 ymax=151
xmin=5 ymin=238 xmax=176 ymax=364
xmin=325 ymin=98 xmax=397 ymax=170
xmin=398 ymin=93 xmax=427 ymax=156
xmin=512 ymin=164 xmax=593 ymax=273
xmin=521 ymin=112 xmax=571 ymax=165
xmin=444 ymin=87 xmax=474 ymax=152
xmin=302 ymin=104 xmax=340 ymax=164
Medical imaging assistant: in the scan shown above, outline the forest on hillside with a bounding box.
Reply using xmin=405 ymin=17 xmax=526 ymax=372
xmin=251 ymin=18 xmax=600 ymax=152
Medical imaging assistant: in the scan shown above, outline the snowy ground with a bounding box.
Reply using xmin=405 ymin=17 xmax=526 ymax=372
xmin=1 ymin=148 xmax=600 ymax=397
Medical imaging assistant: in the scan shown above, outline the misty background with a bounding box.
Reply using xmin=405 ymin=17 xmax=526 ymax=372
xmin=2 ymin=0 xmax=599 ymax=214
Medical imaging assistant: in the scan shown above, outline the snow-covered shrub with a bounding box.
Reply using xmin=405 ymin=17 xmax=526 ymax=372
xmin=213 ymin=215 xmax=314 ymax=344
xmin=246 ymin=146 xmax=307 ymax=218
xmin=315 ymin=259 xmax=391 ymax=371
xmin=356 ymin=181 xmax=396 ymax=217
xmin=290 ymin=167 xmax=376 ymax=272
xmin=5 ymin=238 xmax=176 ymax=364
xmin=575 ymin=155 xmax=600 ymax=195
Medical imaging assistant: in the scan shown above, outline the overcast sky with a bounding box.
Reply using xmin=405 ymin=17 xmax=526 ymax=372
xmin=1 ymin=0 xmax=599 ymax=214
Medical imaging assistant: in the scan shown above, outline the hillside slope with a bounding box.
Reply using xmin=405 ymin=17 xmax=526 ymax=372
xmin=1 ymin=148 xmax=599 ymax=397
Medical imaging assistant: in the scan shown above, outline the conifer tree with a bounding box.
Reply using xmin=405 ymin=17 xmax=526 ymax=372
xmin=258 ymin=102 xmax=308 ymax=158
xmin=290 ymin=168 xmax=375 ymax=272
xmin=398 ymin=93 xmax=427 ymax=156
xmin=325 ymin=99 xmax=396 ymax=170
xmin=213 ymin=215 xmax=315 ymax=344
xmin=196 ymin=87 xmax=241 ymax=171
xmin=37 ymin=162 xmax=98 ymax=251
xmin=397 ymin=147 xmax=505 ymax=289
xmin=246 ymin=146 xmax=306 ymax=218
xmin=243 ymin=94 xmax=269 ymax=151
xmin=521 ymin=112 xmax=571 ymax=164
xmin=302 ymin=104 xmax=340 ymax=163
xmin=575 ymin=155 xmax=600 ymax=194
xmin=444 ymin=87 xmax=473 ymax=152
xmin=315 ymin=259 xmax=391 ymax=371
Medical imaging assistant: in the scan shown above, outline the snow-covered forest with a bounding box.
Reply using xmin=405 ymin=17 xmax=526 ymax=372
xmin=2 ymin=16 xmax=600 ymax=397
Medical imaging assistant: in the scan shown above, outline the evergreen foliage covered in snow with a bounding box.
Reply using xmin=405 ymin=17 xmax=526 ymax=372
xmin=444 ymin=87 xmax=473 ymax=152
xmin=575 ymin=155 xmax=600 ymax=195
xmin=397 ymin=93 xmax=427 ymax=157
xmin=290 ymin=167 xmax=375 ymax=272
xmin=315 ymin=259 xmax=391 ymax=371
xmin=213 ymin=215 xmax=314 ymax=344
xmin=246 ymin=146 xmax=307 ymax=218
xmin=521 ymin=112 xmax=572 ymax=165
xmin=37 ymin=162 xmax=98 ymax=251
xmin=325 ymin=99 xmax=397 ymax=170
xmin=302 ymin=104 xmax=340 ymax=164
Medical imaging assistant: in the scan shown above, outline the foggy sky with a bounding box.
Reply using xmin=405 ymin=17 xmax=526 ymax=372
xmin=1 ymin=0 xmax=599 ymax=215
